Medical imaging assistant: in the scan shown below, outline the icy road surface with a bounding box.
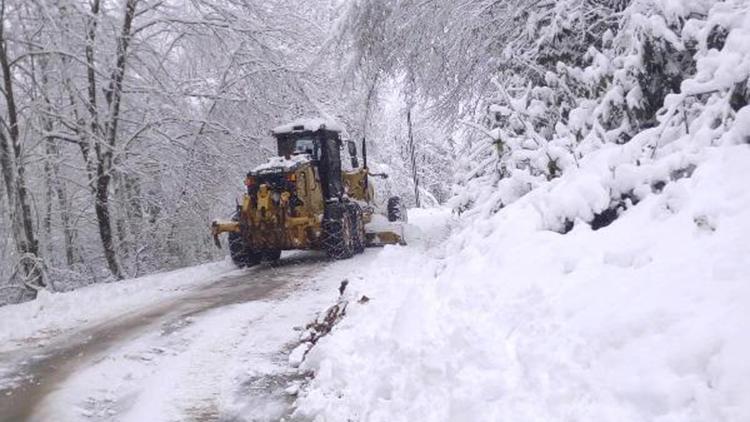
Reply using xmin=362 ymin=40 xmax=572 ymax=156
xmin=0 ymin=251 xmax=372 ymax=422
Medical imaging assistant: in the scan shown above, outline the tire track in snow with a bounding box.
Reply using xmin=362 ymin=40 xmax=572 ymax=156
xmin=0 ymin=252 xmax=333 ymax=422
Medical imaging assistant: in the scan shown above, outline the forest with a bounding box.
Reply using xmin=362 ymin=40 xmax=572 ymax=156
xmin=0 ymin=0 xmax=460 ymax=304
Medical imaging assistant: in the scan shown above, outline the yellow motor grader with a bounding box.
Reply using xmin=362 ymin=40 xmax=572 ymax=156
xmin=211 ymin=118 xmax=407 ymax=267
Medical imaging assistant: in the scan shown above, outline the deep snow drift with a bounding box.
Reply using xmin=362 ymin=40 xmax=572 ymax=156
xmin=294 ymin=145 xmax=750 ymax=421
xmin=291 ymin=1 xmax=750 ymax=417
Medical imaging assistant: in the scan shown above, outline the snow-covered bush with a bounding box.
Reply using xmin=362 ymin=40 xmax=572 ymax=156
xmin=453 ymin=0 xmax=749 ymax=231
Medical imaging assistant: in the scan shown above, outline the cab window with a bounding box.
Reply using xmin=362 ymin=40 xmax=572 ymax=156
xmin=294 ymin=138 xmax=317 ymax=157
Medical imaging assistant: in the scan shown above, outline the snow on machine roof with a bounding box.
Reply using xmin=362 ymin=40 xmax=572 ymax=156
xmin=251 ymin=154 xmax=310 ymax=174
xmin=272 ymin=117 xmax=344 ymax=135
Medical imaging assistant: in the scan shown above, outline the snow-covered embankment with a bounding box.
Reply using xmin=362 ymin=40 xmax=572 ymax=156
xmin=292 ymin=2 xmax=750 ymax=416
xmin=295 ymin=144 xmax=750 ymax=421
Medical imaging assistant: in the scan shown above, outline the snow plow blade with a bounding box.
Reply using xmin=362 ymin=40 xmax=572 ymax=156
xmin=365 ymin=230 xmax=405 ymax=247
xmin=210 ymin=219 xmax=240 ymax=249
xmin=365 ymin=216 xmax=406 ymax=247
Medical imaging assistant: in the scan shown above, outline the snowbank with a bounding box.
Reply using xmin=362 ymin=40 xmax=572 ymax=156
xmin=291 ymin=3 xmax=750 ymax=419
xmin=294 ymin=144 xmax=750 ymax=422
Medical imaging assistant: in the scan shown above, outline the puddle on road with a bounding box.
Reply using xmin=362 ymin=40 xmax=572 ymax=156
xmin=0 ymin=252 xmax=328 ymax=422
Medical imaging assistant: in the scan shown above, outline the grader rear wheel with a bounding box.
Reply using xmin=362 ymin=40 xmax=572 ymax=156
xmin=263 ymin=249 xmax=282 ymax=262
xmin=228 ymin=231 xmax=262 ymax=267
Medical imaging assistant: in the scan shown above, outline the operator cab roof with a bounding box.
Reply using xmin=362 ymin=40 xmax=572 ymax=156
xmin=272 ymin=117 xmax=344 ymax=135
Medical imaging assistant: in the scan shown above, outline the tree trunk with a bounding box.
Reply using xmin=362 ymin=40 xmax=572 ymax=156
xmin=81 ymin=0 xmax=122 ymax=279
xmin=406 ymin=108 xmax=420 ymax=208
xmin=95 ymin=169 xmax=121 ymax=279
xmin=80 ymin=0 xmax=139 ymax=280
xmin=94 ymin=0 xmax=138 ymax=280
xmin=42 ymin=124 xmax=77 ymax=269
xmin=0 ymin=2 xmax=45 ymax=297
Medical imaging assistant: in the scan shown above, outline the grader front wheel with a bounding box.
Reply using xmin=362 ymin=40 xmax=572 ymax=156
xmin=350 ymin=205 xmax=366 ymax=254
xmin=387 ymin=196 xmax=407 ymax=222
xmin=323 ymin=203 xmax=364 ymax=260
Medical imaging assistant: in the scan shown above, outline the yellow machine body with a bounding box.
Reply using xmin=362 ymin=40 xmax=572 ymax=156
xmin=210 ymin=120 xmax=405 ymax=264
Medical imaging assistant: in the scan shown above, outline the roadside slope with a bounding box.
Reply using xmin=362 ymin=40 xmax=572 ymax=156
xmin=293 ymin=2 xmax=750 ymax=420
xmin=294 ymin=145 xmax=750 ymax=421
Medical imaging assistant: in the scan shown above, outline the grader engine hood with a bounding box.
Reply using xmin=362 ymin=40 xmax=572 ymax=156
xmin=247 ymin=156 xmax=309 ymax=219
xmin=250 ymin=154 xmax=310 ymax=175
xmin=251 ymin=179 xmax=290 ymax=217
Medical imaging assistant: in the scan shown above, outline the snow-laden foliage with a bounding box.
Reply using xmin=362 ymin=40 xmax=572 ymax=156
xmin=0 ymin=0 xmax=345 ymax=303
xmin=453 ymin=0 xmax=750 ymax=225
xmin=363 ymin=90 xmax=458 ymax=207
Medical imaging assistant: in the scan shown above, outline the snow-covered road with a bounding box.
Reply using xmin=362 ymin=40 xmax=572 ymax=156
xmin=0 ymin=251 xmax=369 ymax=422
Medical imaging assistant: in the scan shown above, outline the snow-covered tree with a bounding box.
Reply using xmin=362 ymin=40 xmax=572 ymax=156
xmin=0 ymin=0 xmax=348 ymax=304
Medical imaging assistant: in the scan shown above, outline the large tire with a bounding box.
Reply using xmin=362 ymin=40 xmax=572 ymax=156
xmin=323 ymin=203 xmax=354 ymax=259
xmin=228 ymin=231 xmax=261 ymax=268
xmin=263 ymin=249 xmax=282 ymax=262
xmin=387 ymin=196 xmax=407 ymax=222
xmin=349 ymin=204 xmax=365 ymax=254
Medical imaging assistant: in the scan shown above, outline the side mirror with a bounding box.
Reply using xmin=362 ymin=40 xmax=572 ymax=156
xmin=347 ymin=140 xmax=359 ymax=168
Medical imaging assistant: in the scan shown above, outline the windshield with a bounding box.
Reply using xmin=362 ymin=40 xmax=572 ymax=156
xmin=293 ymin=138 xmax=317 ymax=156
xmin=275 ymin=133 xmax=322 ymax=160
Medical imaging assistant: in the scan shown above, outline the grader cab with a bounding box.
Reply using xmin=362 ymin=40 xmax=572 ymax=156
xmin=211 ymin=118 xmax=406 ymax=267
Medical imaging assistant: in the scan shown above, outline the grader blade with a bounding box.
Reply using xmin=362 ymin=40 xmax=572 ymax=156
xmin=364 ymin=214 xmax=406 ymax=247
xmin=365 ymin=229 xmax=406 ymax=247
